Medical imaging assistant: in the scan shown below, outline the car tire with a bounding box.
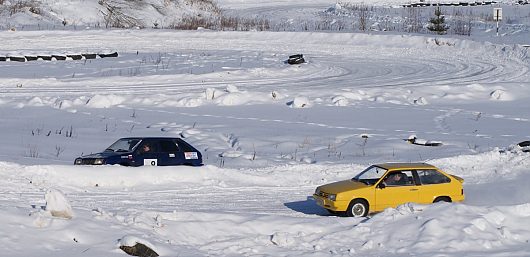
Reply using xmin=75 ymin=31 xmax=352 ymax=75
xmin=346 ymin=199 xmax=368 ymax=217
xmin=433 ymin=196 xmax=452 ymax=203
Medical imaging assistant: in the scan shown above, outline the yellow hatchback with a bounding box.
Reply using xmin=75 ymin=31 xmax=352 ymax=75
xmin=313 ymin=163 xmax=464 ymax=217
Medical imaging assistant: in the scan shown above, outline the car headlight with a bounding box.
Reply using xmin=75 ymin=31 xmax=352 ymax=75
xmin=94 ymin=158 xmax=105 ymax=165
xmin=74 ymin=158 xmax=82 ymax=165
xmin=327 ymin=194 xmax=336 ymax=201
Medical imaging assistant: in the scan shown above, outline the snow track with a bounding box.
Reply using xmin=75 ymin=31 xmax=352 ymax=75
xmin=1 ymin=31 xmax=528 ymax=100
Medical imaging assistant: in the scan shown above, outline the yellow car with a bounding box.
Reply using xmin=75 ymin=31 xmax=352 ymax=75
xmin=313 ymin=163 xmax=464 ymax=217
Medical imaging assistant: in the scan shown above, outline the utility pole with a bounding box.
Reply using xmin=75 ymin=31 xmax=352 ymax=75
xmin=493 ymin=8 xmax=502 ymax=36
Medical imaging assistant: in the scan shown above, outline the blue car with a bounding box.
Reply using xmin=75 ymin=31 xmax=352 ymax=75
xmin=74 ymin=137 xmax=203 ymax=166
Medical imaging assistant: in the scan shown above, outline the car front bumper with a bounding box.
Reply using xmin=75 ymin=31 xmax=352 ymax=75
xmin=313 ymin=194 xmax=348 ymax=212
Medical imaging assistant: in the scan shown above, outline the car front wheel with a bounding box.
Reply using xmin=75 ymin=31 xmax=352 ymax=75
xmin=347 ymin=199 xmax=368 ymax=217
xmin=433 ymin=196 xmax=451 ymax=203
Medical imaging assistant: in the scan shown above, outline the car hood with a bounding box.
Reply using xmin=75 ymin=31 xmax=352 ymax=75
xmin=80 ymin=151 xmax=129 ymax=159
xmin=318 ymin=179 xmax=369 ymax=194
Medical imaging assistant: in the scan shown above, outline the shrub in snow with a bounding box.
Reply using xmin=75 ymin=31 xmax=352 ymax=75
xmin=271 ymin=91 xmax=280 ymax=100
xmin=288 ymin=96 xmax=310 ymax=108
xmin=44 ymin=189 xmax=74 ymax=219
xmin=332 ymin=96 xmax=348 ymax=106
xmin=413 ymin=97 xmax=428 ymax=105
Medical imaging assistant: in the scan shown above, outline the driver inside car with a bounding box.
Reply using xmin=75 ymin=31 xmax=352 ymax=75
xmin=384 ymin=172 xmax=408 ymax=186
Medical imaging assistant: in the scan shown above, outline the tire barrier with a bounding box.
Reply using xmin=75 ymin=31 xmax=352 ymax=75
xmin=0 ymin=52 xmax=118 ymax=62
xmin=402 ymin=1 xmax=500 ymax=7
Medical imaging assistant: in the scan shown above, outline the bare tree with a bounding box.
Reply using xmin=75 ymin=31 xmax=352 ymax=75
xmin=358 ymin=5 xmax=369 ymax=31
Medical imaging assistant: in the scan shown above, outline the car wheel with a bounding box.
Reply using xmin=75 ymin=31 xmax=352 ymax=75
xmin=433 ymin=196 xmax=451 ymax=203
xmin=346 ymin=199 xmax=368 ymax=217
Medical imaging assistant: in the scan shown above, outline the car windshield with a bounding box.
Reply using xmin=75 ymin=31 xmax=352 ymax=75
xmin=352 ymin=165 xmax=388 ymax=185
xmin=105 ymin=138 xmax=141 ymax=152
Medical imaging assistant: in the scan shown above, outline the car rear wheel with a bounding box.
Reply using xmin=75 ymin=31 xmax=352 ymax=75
xmin=346 ymin=199 xmax=368 ymax=217
xmin=433 ymin=196 xmax=451 ymax=203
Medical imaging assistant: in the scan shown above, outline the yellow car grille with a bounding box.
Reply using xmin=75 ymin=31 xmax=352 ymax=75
xmin=316 ymin=191 xmax=330 ymax=198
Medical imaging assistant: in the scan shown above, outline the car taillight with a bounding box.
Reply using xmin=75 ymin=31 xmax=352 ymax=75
xmin=128 ymin=155 xmax=133 ymax=160
xmin=461 ymin=189 xmax=464 ymax=195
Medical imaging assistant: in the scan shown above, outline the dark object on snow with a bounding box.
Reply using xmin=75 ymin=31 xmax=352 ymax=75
xmin=38 ymin=55 xmax=53 ymax=61
xmin=0 ymin=56 xmax=6 ymax=61
xmin=120 ymin=243 xmax=159 ymax=257
xmin=9 ymin=56 xmax=26 ymax=62
xmin=405 ymin=136 xmax=443 ymax=147
xmin=52 ymin=55 xmax=67 ymax=61
xmin=98 ymin=52 xmax=118 ymax=58
xmin=287 ymin=54 xmax=305 ymax=65
xmin=25 ymin=56 xmax=38 ymax=61
xmin=67 ymin=54 xmax=83 ymax=60
xmin=74 ymin=137 xmax=203 ymax=167
xmin=518 ymin=141 xmax=530 ymax=152
xmin=82 ymin=53 xmax=97 ymax=59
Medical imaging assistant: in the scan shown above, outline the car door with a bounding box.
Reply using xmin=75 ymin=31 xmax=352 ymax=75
xmin=158 ymin=139 xmax=182 ymax=166
xmin=416 ymin=169 xmax=452 ymax=203
xmin=135 ymin=139 xmax=160 ymax=166
xmin=374 ymin=170 xmax=419 ymax=211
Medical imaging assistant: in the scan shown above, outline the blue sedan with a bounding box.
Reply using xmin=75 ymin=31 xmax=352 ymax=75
xmin=74 ymin=137 xmax=203 ymax=166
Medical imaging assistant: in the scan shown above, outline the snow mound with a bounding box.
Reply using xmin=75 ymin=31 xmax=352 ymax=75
xmin=288 ymin=96 xmax=311 ymax=108
xmin=490 ymin=89 xmax=512 ymax=101
xmin=86 ymin=94 xmax=126 ymax=108
xmin=44 ymin=189 xmax=74 ymax=219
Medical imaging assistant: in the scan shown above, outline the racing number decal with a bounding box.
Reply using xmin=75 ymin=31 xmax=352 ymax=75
xmin=143 ymin=159 xmax=158 ymax=166
xmin=185 ymin=152 xmax=199 ymax=160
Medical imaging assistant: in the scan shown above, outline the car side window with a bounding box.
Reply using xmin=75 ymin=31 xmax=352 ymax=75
xmin=138 ymin=141 xmax=158 ymax=154
xmin=418 ymin=169 xmax=450 ymax=185
xmin=160 ymin=140 xmax=179 ymax=153
xmin=175 ymin=139 xmax=194 ymax=152
xmin=383 ymin=170 xmax=414 ymax=186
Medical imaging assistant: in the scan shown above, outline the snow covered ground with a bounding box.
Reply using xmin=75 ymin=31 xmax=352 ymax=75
xmin=1 ymin=0 xmax=530 ymax=256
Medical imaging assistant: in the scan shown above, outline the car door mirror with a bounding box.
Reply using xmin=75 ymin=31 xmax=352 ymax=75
xmin=377 ymin=183 xmax=386 ymax=189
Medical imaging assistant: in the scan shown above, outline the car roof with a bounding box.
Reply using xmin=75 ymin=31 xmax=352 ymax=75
xmin=375 ymin=163 xmax=437 ymax=170
xmin=119 ymin=137 xmax=183 ymax=140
